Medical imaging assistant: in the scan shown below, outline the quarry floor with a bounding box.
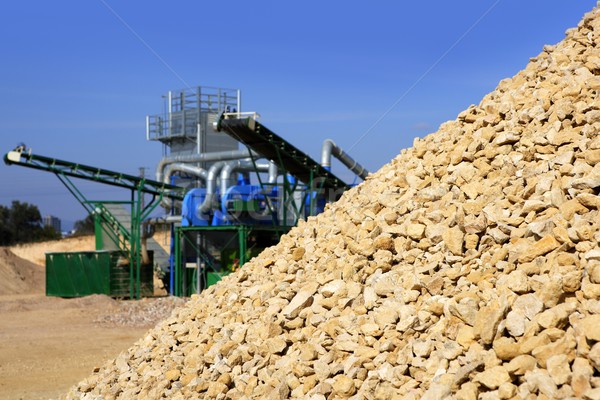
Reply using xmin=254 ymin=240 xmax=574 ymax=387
xmin=0 ymin=293 xmax=148 ymax=400
xmin=0 ymin=233 xmax=177 ymax=400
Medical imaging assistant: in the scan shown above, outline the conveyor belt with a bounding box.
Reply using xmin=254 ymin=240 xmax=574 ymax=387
xmin=217 ymin=117 xmax=349 ymax=191
xmin=4 ymin=151 xmax=184 ymax=199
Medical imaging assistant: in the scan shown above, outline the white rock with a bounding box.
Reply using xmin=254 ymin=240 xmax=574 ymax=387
xmin=512 ymin=294 xmax=544 ymax=320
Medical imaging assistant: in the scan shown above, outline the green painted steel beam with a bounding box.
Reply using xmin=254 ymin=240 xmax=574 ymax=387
xmin=4 ymin=150 xmax=184 ymax=199
xmin=173 ymin=225 xmax=291 ymax=296
xmin=216 ymin=117 xmax=349 ymax=192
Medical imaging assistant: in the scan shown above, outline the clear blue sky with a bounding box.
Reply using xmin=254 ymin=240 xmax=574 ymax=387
xmin=0 ymin=1 xmax=595 ymax=230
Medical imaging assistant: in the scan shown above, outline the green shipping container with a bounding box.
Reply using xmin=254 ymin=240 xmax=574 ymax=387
xmin=46 ymin=251 xmax=154 ymax=298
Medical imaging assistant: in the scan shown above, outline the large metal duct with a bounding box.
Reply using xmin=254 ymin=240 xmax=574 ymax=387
xmin=155 ymin=148 xmax=258 ymax=182
xmin=219 ymin=159 xmax=278 ymax=194
xmin=321 ymin=139 xmax=369 ymax=180
xmin=163 ymin=163 xmax=208 ymax=184
xmin=197 ymin=161 xmax=228 ymax=214
xmin=268 ymin=162 xmax=278 ymax=185
xmin=160 ymin=163 xmax=208 ymax=208
xmin=144 ymin=215 xmax=183 ymax=225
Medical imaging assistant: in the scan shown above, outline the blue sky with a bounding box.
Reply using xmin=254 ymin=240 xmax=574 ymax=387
xmin=0 ymin=1 xmax=595 ymax=229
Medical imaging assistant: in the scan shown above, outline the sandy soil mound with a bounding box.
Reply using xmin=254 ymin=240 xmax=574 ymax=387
xmin=10 ymin=235 xmax=95 ymax=266
xmin=0 ymin=248 xmax=45 ymax=295
xmin=0 ymin=235 xmax=95 ymax=296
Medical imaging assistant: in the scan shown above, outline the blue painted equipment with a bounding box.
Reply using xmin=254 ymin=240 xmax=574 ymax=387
xmin=181 ymin=189 xmax=210 ymax=227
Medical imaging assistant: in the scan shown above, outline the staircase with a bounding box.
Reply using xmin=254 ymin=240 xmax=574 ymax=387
xmin=100 ymin=203 xmax=170 ymax=270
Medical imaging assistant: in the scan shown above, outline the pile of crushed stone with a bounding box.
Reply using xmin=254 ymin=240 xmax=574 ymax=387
xmin=67 ymin=7 xmax=600 ymax=400
xmin=94 ymin=296 xmax=186 ymax=328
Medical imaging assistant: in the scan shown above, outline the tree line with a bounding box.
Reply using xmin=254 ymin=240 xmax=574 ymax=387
xmin=0 ymin=201 xmax=62 ymax=246
xmin=73 ymin=214 xmax=94 ymax=235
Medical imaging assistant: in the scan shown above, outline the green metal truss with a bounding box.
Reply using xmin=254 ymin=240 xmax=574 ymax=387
xmin=4 ymin=148 xmax=184 ymax=299
xmin=173 ymin=225 xmax=289 ymax=296
xmin=216 ymin=116 xmax=349 ymax=191
xmin=216 ymin=116 xmax=350 ymax=223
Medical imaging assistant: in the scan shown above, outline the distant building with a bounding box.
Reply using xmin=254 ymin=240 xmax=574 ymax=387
xmin=43 ymin=215 xmax=61 ymax=234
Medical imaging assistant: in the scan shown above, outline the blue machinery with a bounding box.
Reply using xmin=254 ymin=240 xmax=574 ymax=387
xmin=169 ymin=113 xmax=369 ymax=296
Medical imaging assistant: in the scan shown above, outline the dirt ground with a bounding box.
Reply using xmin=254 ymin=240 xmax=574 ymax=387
xmin=0 ymin=235 xmax=184 ymax=400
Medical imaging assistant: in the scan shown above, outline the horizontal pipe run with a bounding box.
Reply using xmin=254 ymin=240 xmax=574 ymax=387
xmin=144 ymin=215 xmax=183 ymax=225
xmin=155 ymin=148 xmax=258 ymax=183
xmin=219 ymin=159 xmax=275 ymax=194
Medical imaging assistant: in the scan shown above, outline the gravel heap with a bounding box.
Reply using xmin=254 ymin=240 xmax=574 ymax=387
xmin=68 ymin=7 xmax=600 ymax=400
xmin=94 ymin=297 xmax=186 ymax=328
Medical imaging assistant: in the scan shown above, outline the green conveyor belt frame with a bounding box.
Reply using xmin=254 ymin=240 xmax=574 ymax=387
xmin=216 ymin=116 xmax=350 ymax=221
xmin=217 ymin=116 xmax=349 ymax=191
xmin=4 ymin=149 xmax=184 ymax=299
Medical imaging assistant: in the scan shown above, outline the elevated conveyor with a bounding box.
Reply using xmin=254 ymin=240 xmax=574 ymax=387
xmin=4 ymin=150 xmax=184 ymax=199
xmin=4 ymin=148 xmax=184 ymax=298
xmin=216 ymin=116 xmax=350 ymax=192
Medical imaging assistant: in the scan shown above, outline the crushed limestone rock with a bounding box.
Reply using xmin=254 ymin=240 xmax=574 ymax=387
xmin=93 ymin=296 xmax=186 ymax=328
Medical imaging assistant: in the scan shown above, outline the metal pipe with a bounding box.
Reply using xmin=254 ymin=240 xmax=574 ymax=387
xmin=219 ymin=159 xmax=275 ymax=194
xmin=321 ymin=139 xmax=369 ymax=180
xmin=163 ymin=163 xmax=208 ymax=184
xmin=141 ymin=240 xmax=151 ymax=265
xmin=160 ymin=163 xmax=208 ymax=208
xmin=196 ymin=233 xmax=202 ymax=294
xmin=155 ymin=148 xmax=258 ymax=183
xmin=144 ymin=215 xmax=183 ymax=225
xmin=268 ymin=162 xmax=278 ymax=185
xmin=181 ymin=232 xmax=186 ymax=295
xmin=140 ymin=222 xmax=155 ymax=266
xmin=220 ymin=159 xmax=247 ymax=194
xmin=198 ymin=161 xmax=228 ymax=214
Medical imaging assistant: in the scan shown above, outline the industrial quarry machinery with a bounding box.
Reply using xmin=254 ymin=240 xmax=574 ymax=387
xmin=3 ymin=147 xmax=184 ymax=299
xmin=146 ymin=86 xmax=369 ymax=296
xmin=4 ymin=85 xmax=369 ymax=298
